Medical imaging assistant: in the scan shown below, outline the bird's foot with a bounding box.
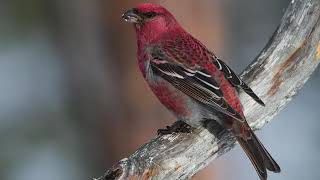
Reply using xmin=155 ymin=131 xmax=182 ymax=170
xmin=157 ymin=120 xmax=192 ymax=136
xmin=202 ymin=119 xmax=226 ymax=139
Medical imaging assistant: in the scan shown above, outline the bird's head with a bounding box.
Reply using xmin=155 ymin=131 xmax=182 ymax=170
xmin=122 ymin=3 xmax=181 ymax=42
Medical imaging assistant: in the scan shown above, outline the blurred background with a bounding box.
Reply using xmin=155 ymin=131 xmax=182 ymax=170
xmin=1 ymin=0 xmax=319 ymax=180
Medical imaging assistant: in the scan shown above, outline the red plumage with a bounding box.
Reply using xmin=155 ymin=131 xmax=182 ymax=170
xmin=123 ymin=3 xmax=280 ymax=180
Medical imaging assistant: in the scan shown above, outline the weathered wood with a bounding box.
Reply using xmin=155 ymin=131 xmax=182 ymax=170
xmin=96 ymin=0 xmax=320 ymax=179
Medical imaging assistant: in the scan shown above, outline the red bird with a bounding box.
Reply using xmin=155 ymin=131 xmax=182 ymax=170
xmin=122 ymin=3 xmax=280 ymax=180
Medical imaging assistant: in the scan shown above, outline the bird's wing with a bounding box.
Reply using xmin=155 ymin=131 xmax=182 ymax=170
xmin=212 ymin=58 xmax=265 ymax=106
xmin=150 ymin=60 xmax=244 ymax=122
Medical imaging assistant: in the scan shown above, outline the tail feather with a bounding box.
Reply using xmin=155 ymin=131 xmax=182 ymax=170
xmin=237 ymin=129 xmax=281 ymax=180
xmin=251 ymin=132 xmax=281 ymax=172
xmin=237 ymin=137 xmax=267 ymax=180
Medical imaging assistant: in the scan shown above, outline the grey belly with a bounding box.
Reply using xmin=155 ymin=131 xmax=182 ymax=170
xmin=146 ymin=68 xmax=220 ymax=128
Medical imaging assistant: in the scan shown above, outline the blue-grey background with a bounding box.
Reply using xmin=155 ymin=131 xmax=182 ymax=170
xmin=1 ymin=0 xmax=319 ymax=180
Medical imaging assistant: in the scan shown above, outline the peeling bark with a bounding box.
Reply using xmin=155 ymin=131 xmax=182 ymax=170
xmin=96 ymin=0 xmax=320 ymax=179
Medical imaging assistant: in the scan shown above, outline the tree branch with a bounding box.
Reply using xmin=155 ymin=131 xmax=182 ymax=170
xmin=96 ymin=0 xmax=320 ymax=179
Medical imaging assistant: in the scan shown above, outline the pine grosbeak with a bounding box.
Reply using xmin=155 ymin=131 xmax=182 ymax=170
xmin=122 ymin=3 xmax=280 ymax=180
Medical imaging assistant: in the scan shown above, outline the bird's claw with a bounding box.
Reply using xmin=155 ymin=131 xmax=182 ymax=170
xmin=157 ymin=120 xmax=192 ymax=136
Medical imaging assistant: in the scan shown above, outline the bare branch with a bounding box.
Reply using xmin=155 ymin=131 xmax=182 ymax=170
xmin=97 ymin=0 xmax=320 ymax=179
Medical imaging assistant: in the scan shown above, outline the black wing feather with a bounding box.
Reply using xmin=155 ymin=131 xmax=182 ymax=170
xmin=213 ymin=58 xmax=265 ymax=106
xmin=150 ymin=61 xmax=244 ymax=122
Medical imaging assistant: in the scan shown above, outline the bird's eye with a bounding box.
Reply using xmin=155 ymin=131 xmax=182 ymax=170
xmin=144 ymin=12 xmax=158 ymax=18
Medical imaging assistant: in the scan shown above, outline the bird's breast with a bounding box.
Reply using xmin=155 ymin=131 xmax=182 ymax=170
xmin=147 ymin=74 xmax=190 ymax=117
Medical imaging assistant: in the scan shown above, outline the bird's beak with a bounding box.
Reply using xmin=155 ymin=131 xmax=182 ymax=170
xmin=122 ymin=8 xmax=143 ymax=24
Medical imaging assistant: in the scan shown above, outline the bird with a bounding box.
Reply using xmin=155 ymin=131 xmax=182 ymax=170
xmin=122 ymin=3 xmax=280 ymax=180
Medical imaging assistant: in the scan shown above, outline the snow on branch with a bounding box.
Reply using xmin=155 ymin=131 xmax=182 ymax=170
xmin=96 ymin=0 xmax=320 ymax=179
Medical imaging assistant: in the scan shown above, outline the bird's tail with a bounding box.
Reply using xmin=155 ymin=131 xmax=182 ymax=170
xmin=236 ymin=128 xmax=281 ymax=180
